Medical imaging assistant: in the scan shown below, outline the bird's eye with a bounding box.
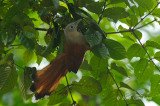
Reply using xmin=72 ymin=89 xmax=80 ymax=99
xmin=70 ymin=25 xmax=74 ymax=29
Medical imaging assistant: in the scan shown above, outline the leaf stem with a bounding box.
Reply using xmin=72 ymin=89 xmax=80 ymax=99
xmin=107 ymin=68 xmax=128 ymax=106
xmin=98 ymin=0 xmax=108 ymax=24
xmin=65 ymin=75 xmax=76 ymax=106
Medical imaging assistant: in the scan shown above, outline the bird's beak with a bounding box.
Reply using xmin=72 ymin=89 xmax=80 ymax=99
xmin=75 ymin=19 xmax=82 ymax=28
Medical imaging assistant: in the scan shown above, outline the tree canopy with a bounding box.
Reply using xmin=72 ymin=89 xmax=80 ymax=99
xmin=1 ymin=0 xmax=160 ymax=105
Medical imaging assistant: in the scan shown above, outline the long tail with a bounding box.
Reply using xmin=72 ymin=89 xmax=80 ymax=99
xmin=30 ymin=53 xmax=68 ymax=100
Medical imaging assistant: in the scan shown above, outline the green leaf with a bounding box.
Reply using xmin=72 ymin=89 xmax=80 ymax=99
xmin=104 ymin=39 xmax=127 ymax=60
xmin=85 ymin=28 xmax=102 ymax=47
xmin=86 ymin=2 xmax=104 ymax=15
xmin=127 ymin=43 xmax=146 ymax=60
xmin=45 ymin=54 xmax=55 ymax=62
xmin=90 ymin=55 xmax=108 ymax=78
xmin=110 ymin=0 xmax=124 ymax=4
xmin=36 ymin=55 xmax=43 ymax=65
xmin=134 ymin=0 xmax=156 ymax=10
xmin=23 ymin=26 xmax=39 ymax=39
xmin=41 ymin=40 xmax=54 ymax=57
xmin=18 ymin=32 xmax=35 ymax=50
xmin=23 ymin=50 xmax=34 ymax=64
xmin=104 ymin=90 xmax=125 ymax=105
xmin=152 ymin=8 xmax=160 ymax=18
xmin=19 ymin=67 xmax=36 ymax=100
xmin=92 ymin=43 xmax=109 ymax=59
xmin=0 ymin=53 xmax=13 ymax=65
xmin=129 ymin=96 xmax=145 ymax=106
xmin=103 ymin=7 xmax=129 ymax=21
xmin=72 ymin=76 xmax=102 ymax=96
xmin=80 ymin=60 xmax=92 ymax=71
xmin=146 ymin=40 xmax=160 ymax=49
xmin=48 ymin=84 xmax=68 ymax=105
xmin=154 ymin=51 xmax=160 ymax=62
xmin=126 ymin=15 xmax=138 ymax=27
xmin=111 ymin=63 xmax=128 ymax=77
xmin=134 ymin=58 xmax=154 ymax=83
xmin=0 ymin=64 xmax=18 ymax=94
xmin=99 ymin=71 xmax=114 ymax=99
xmin=120 ymin=82 xmax=135 ymax=92
xmin=150 ymin=75 xmax=160 ymax=96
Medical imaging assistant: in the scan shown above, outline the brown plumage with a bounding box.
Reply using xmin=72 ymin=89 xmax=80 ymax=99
xmin=30 ymin=19 xmax=89 ymax=100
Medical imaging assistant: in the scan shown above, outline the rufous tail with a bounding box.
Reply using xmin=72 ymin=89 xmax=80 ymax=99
xmin=30 ymin=53 xmax=68 ymax=100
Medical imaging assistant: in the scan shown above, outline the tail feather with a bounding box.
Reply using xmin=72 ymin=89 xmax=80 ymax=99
xmin=30 ymin=53 xmax=68 ymax=100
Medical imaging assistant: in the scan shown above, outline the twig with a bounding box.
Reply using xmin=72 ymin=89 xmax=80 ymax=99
xmin=65 ymin=75 xmax=76 ymax=106
xmin=10 ymin=44 xmax=22 ymax=46
xmin=133 ymin=2 xmax=160 ymax=29
xmin=35 ymin=28 xmax=48 ymax=31
xmin=131 ymin=31 xmax=160 ymax=72
xmin=98 ymin=0 xmax=108 ymax=24
xmin=107 ymin=68 xmax=128 ymax=106
xmin=135 ymin=20 xmax=156 ymax=30
xmin=14 ymin=63 xmax=25 ymax=70
xmin=105 ymin=30 xmax=131 ymax=35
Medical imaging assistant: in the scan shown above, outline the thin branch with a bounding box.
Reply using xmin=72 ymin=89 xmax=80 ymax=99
xmin=131 ymin=31 xmax=160 ymax=72
xmin=35 ymin=28 xmax=48 ymax=31
xmin=133 ymin=2 xmax=160 ymax=29
xmin=14 ymin=63 xmax=25 ymax=70
xmin=10 ymin=44 xmax=22 ymax=46
xmin=65 ymin=75 xmax=76 ymax=106
xmin=107 ymin=68 xmax=128 ymax=106
xmin=105 ymin=30 xmax=131 ymax=35
xmin=98 ymin=0 xmax=108 ymax=24
xmin=135 ymin=20 xmax=156 ymax=30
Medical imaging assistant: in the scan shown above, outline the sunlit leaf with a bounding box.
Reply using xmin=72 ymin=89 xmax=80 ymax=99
xmin=146 ymin=40 xmax=160 ymax=49
xmin=111 ymin=63 xmax=128 ymax=77
xmin=23 ymin=50 xmax=34 ymax=64
xmin=134 ymin=0 xmax=156 ymax=10
xmin=150 ymin=75 xmax=160 ymax=96
xmin=127 ymin=43 xmax=146 ymax=60
xmin=152 ymin=8 xmax=160 ymax=18
xmin=154 ymin=51 xmax=160 ymax=62
xmin=134 ymin=58 xmax=154 ymax=83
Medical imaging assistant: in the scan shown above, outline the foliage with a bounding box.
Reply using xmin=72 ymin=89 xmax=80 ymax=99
xmin=1 ymin=0 xmax=160 ymax=105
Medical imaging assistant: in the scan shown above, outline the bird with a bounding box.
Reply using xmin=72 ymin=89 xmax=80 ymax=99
xmin=30 ymin=19 xmax=89 ymax=100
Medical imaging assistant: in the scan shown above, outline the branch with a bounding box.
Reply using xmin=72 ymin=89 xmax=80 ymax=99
xmin=98 ymin=0 xmax=108 ymax=24
xmin=107 ymin=68 xmax=128 ymax=106
xmin=65 ymin=75 xmax=76 ymax=106
xmin=131 ymin=31 xmax=160 ymax=72
xmin=133 ymin=2 xmax=160 ymax=29
xmin=35 ymin=28 xmax=48 ymax=31
xmin=135 ymin=19 xmax=156 ymax=30
xmin=105 ymin=30 xmax=131 ymax=35
xmin=14 ymin=63 xmax=25 ymax=70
